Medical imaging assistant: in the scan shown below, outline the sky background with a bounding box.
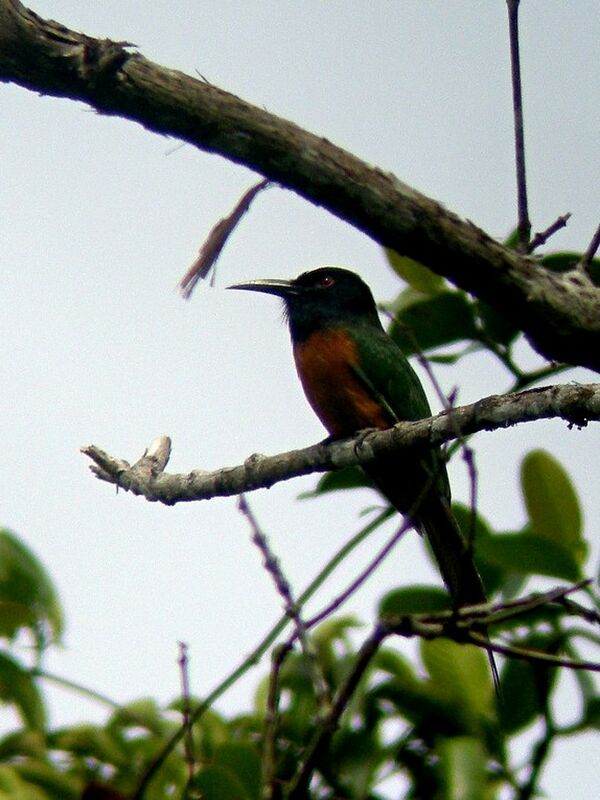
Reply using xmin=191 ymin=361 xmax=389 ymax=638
xmin=2 ymin=1 xmax=599 ymax=797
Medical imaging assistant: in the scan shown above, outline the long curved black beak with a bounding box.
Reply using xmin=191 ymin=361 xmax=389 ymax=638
xmin=227 ymin=278 xmax=301 ymax=298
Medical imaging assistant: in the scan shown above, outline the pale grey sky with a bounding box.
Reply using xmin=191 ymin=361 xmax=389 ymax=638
xmin=2 ymin=2 xmax=599 ymax=797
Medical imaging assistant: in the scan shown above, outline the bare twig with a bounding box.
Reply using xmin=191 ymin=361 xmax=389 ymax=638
xmin=133 ymin=510 xmax=390 ymax=798
xmin=31 ymin=668 xmax=125 ymax=714
xmin=287 ymin=625 xmax=387 ymax=799
xmin=299 ymin=516 xmax=409 ymax=633
xmin=179 ymin=178 xmax=270 ymax=296
xmin=510 ymin=361 xmax=571 ymax=392
xmin=528 ymin=213 xmax=571 ymax=252
xmin=481 ymin=580 xmax=591 ymax=625
xmin=518 ymin=716 xmax=555 ymax=800
xmin=262 ymin=644 xmax=290 ymax=800
xmin=237 ymin=494 xmax=331 ymax=716
xmin=470 ymin=633 xmax=600 ymax=672
xmin=579 ymin=221 xmax=600 ymax=279
xmin=82 ymin=383 xmax=600 ymax=505
xmin=507 ymin=0 xmax=531 ymax=249
xmin=177 ymin=642 xmax=196 ymax=784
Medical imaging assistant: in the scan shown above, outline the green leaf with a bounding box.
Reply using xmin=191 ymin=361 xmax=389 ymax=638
xmin=438 ymin=736 xmax=488 ymax=800
xmin=475 ymin=299 xmax=519 ymax=346
xmin=14 ymin=761 xmax=80 ymax=800
xmin=213 ymin=743 xmax=261 ymax=800
xmin=476 ymin=531 xmax=581 ymax=582
xmin=450 ymin=504 xmax=505 ymax=597
xmin=388 ymin=290 xmax=478 ymax=355
xmin=0 ymin=529 xmax=63 ymax=645
xmin=49 ymin=723 xmax=126 ymax=766
xmin=313 ymin=615 xmax=362 ymax=648
xmin=428 ymin=350 xmax=472 ymax=365
xmin=421 ymin=638 xmax=494 ymax=720
xmin=0 ymin=652 xmax=46 ymax=729
xmin=192 ymin=709 xmax=230 ymax=757
xmin=542 ymin=252 xmax=580 ymax=272
xmin=313 ymin=616 xmax=362 ymax=674
xmin=193 ymin=764 xmax=250 ymax=800
xmin=542 ymin=253 xmax=600 ymax=286
xmin=0 ymin=765 xmax=46 ymax=799
xmin=0 ymin=604 xmax=38 ymax=641
xmin=584 ymin=696 xmax=600 ymax=730
xmin=299 ymin=466 xmax=370 ymax=498
xmin=385 ymin=249 xmax=445 ymax=294
xmin=520 ymin=450 xmax=586 ymax=564
xmin=0 ymin=730 xmax=46 ymax=761
xmin=110 ymin=697 xmax=169 ymax=735
xmin=379 ymin=585 xmax=450 ymax=617
xmin=372 ymin=648 xmax=419 ymax=687
xmin=331 ymin=728 xmax=381 ymax=797
xmin=499 ymin=632 xmax=559 ymax=732
xmin=503 ymin=227 xmax=521 ymax=249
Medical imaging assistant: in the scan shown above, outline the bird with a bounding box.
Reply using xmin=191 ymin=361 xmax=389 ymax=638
xmin=229 ymin=267 xmax=495 ymax=680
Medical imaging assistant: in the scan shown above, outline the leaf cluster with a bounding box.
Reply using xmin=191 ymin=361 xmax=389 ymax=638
xmin=384 ymin=245 xmax=599 ymax=389
xmin=0 ymin=422 xmax=598 ymax=799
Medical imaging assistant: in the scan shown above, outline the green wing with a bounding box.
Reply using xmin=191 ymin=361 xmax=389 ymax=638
xmin=350 ymin=322 xmax=433 ymax=424
xmin=349 ymin=321 xmax=451 ymax=503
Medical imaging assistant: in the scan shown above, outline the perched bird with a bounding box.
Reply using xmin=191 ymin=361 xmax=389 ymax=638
xmin=229 ymin=267 xmax=492 ymax=645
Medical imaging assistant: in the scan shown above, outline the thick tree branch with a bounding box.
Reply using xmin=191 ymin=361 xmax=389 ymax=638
xmin=82 ymin=383 xmax=600 ymax=505
xmin=2 ymin=1 xmax=600 ymax=370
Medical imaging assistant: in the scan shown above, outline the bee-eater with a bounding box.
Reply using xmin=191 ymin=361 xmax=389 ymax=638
xmin=230 ymin=267 xmax=494 ymax=672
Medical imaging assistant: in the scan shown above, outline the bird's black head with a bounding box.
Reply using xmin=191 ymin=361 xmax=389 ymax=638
xmin=229 ymin=267 xmax=381 ymax=342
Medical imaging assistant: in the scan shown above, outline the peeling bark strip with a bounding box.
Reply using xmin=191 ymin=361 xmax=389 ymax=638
xmin=2 ymin=1 xmax=600 ymax=369
xmin=81 ymin=383 xmax=600 ymax=505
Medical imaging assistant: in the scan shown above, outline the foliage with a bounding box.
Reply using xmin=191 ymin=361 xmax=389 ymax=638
xmin=0 ymin=512 xmax=597 ymax=799
xmin=1 ymin=5 xmax=598 ymax=797
xmin=0 ymin=257 xmax=598 ymax=799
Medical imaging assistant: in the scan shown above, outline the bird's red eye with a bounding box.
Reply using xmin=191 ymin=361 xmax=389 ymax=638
xmin=317 ymin=275 xmax=335 ymax=288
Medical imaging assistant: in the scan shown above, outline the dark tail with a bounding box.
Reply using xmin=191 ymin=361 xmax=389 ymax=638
xmin=417 ymin=493 xmax=500 ymax=696
xmin=365 ymin=456 xmax=500 ymax=694
xmin=416 ymin=492 xmax=486 ymax=608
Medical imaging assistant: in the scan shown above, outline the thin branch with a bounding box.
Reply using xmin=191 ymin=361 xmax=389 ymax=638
xmin=262 ymin=643 xmax=290 ymax=800
xmin=507 ymin=0 xmax=531 ymax=249
xmin=32 ymin=668 xmax=124 ymax=713
xmin=237 ymin=494 xmax=331 ymax=716
xmin=2 ymin=1 xmax=600 ymax=368
xmin=517 ymin=678 xmax=557 ymax=800
xmin=133 ymin=508 xmax=390 ymax=798
xmin=510 ymin=361 xmax=571 ymax=393
xmin=480 ymin=580 xmax=591 ymax=625
xmin=299 ymin=517 xmax=409 ymax=634
xmin=528 ymin=213 xmax=571 ymax=252
xmin=177 ymin=642 xmax=196 ymax=785
xmin=287 ymin=624 xmax=387 ymax=799
xmin=469 ymin=633 xmax=600 ymax=672
xmin=579 ymin=220 xmax=600 ymax=279
xmin=379 ymin=584 xmax=600 ymax=671
xmin=179 ymin=178 xmax=270 ymax=295
xmin=82 ymin=383 xmax=600 ymax=505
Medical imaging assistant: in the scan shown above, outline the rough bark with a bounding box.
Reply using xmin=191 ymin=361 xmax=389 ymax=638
xmin=82 ymin=383 xmax=600 ymax=505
